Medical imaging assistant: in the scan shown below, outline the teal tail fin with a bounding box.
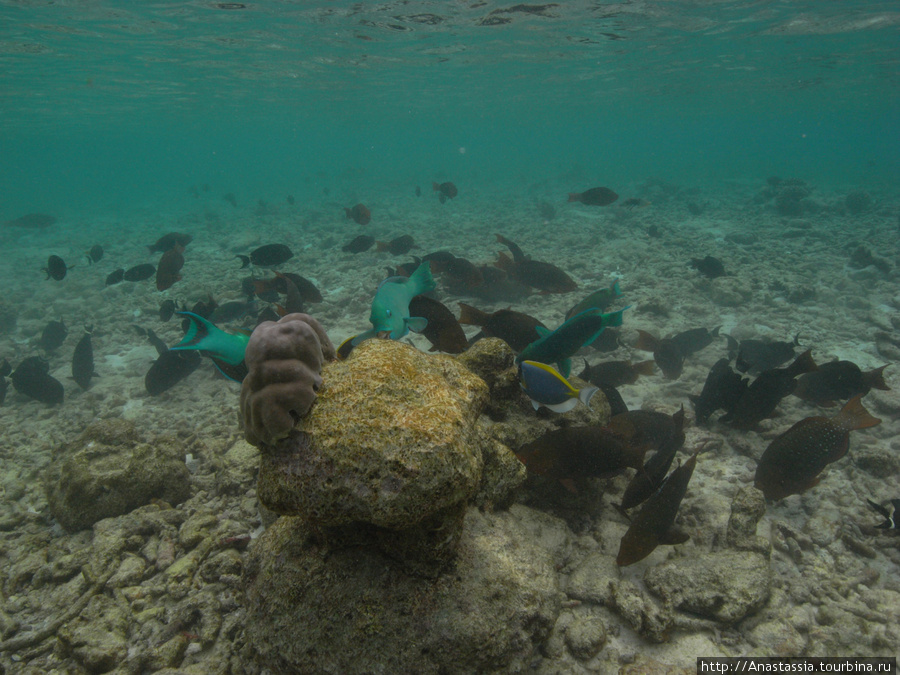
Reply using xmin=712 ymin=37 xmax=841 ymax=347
xmin=409 ymin=261 xmax=436 ymax=296
xmin=171 ymin=312 xmax=249 ymax=365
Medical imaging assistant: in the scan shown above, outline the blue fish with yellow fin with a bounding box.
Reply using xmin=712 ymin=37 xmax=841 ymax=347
xmin=519 ymin=360 xmax=598 ymax=413
xmin=516 ymin=306 xmax=629 ymax=377
xmin=351 ymin=262 xmax=436 ymax=346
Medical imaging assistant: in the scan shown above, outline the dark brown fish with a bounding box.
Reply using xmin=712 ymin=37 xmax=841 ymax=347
xmin=457 ymin=303 xmax=546 ymax=353
xmin=616 ymin=450 xmax=698 ymax=566
xmin=496 ymin=252 xmax=577 ymax=294
xmin=147 ymin=232 xmax=192 ymax=253
xmin=123 ymin=263 xmax=156 ymax=282
xmin=71 ymin=327 xmax=96 ymax=390
xmin=442 ymin=256 xmax=483 ymax=290
xmin=794 ymin=361 xmax=889 ymax=406
xmin=237 ymin=243 xmax=294 ymax=268
xmin=568 ymin=187 xmax=618 ymax=206
xmin=755 ymin=396 xmax=880 ymax=501
xmin=344 ymin=203 xmax=371 ymax=225
xmin=690 ymin=255 xmax=726 ymax=279
xmin=722 ymin=349 xmax=818 ymax=430
xmin=728 ymin=334 xmax=800 ymax=375
xmin=690 ymin=358 xmax=748 ymax=425
xmin=159 ymin=300 xmax=176 ymax=322
xmin=156 ymin=245 xmax=185 ymax=291
xmin=145 ymin=350 xmax=201 ymax=396
xmin=44 ymin=255 xmax=69 ymax=281
xmin=494 ymin=234 xmax=577 ymax=293
xmin=432 ymin=182 xmax=458 ymax=200
xmin=617 ymin=407 xmax=686 ymax=511
xmin=376 ymin=235 xmax=415 ymax=255
xmin=86 ymin=244 xmax=103 ymax=264
xmin=634 ymin=327 xmax=719 ymax=380
xmin=408 ymin=296 xmax=467 ymax=354
xmin=415 ymin=185 xmax=422 ymax=197
xmin=275 ymin=271 xmax=305 ymax=315
xmin=11 ymin=356 xmax=64 ymax=405
xmin=4 ymin=213 xmax=56 ymax=228
xmin=105 ymin=268 xmax=125 ymax=286
xmin=342 ymin=235 xmax=375 ymax=253
xmin=516 ymin=426 xmax=649 ymax=489
xmin=578 ymin=359 xmax=655 ymax=388
xmin=39 ymin=320 xmax=67 ymax=351
xmin=635 ymin=330 xmax=685 ymax=380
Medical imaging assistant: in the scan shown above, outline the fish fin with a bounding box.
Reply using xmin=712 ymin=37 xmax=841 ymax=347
xmin=578 ymin=386 xmax=599 ymax=407
xmin=408 ymin=261 xmax=436 ymax=294
xmin=867 ymin=499 xmax=891 ymax=518
xmin=836 ymin=395 xmax=881 ymax=431
xmin=610 ymin=279 xmax=623 ymax=296
xmin=406 ymin=316 xmax=428 ymax=333
xmin=535 ymin=326 xmax=551 ymax=337
xmin=659 ymin=526 xmax=690 ymax=546
xmin=236 ymin=255 xmax=250 ymax=269
xmin=558 ymin=359 xmax=572 ymax=378
xmin=634 ymin=329 xmax=659 ymax=352
xmin=559 ymin=479 xmax=578 ymax=494
xmin=531 ymin=399 xmax=541 ymax=411
xmin=866 ymin=364 xmax=890 ymax=391
xmin=540 ymin=398 xmax=579 ymax=414
xmin=567 ymin=193 xmax=580 ymax=203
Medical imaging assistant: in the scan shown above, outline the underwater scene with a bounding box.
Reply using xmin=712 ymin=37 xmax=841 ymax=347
xmin=1 ymin=1 xmax=900 ymax=673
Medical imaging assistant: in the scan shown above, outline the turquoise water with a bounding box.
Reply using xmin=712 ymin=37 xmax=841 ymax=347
xmin=2 ymin=1 xmax=898 ymax=216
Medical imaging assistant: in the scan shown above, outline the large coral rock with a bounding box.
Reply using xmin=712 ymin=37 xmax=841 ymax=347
xmin=258 ymin=339 xmax=488 ymax=525
xmin=244 ymin=507 xmax=561 ymax=675
xmin=45 ymin=419 xmax=191 ymax=532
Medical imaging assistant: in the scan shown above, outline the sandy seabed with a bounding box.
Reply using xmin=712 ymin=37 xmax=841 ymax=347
xmin=1 ymin=174 xmax=898 ymax=672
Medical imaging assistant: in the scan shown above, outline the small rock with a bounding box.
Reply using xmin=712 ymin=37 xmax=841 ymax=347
xmin=644 ymin=550 xmax=771 ymax=623
xmin=564 ymin=611 xmax=607 ymax=660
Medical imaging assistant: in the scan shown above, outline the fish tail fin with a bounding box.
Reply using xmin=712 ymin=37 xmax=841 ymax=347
xmin=865 ymin=364 xmax=890 ymax=391
xmin=578 ymin=385 xmax=599 ymax=407
xmin=171 ymin=312 xmax=248 ymax=365
xmin=376 ymin=241 xmax=390 ymax=252
xmin=634 ymin=329 xmax=659 ymax=352
xmin=236 ymin=255 xmax=250 ymax=269
xmin=494 ymin=250 xmax=513 ymax=271
xmin=787 ymin=349 xmax=817 ymax=377
xmin=567 ymin=193 xmax=579 ymax=203
xmin=836 ymin=395 xmax=881 ymax=431
xmin=457 ymin=302 xmax=487 ymax=326
xmin=603 ymin=306 xmax=629 ymax=329
xmin=344 ymin=208 xmax=351 ymax=219
xmin=634 ymin=360 xmax=656 ymax=376
xmin=611 ymin=278 xmax=623 ymax=296
xmin=409 ymin=261 xmax=436 ymax=294
xmin=432 ymin=182 xmax=440 ymax=192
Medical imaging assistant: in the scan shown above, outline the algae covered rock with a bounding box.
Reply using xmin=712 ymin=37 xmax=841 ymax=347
xmin=46 ymin=419 xmax=191 ymax=532
xmin=244 ymin=507 xmax=560 ymax=675
xmin=257 ymin=339 xmax=489 ymax=529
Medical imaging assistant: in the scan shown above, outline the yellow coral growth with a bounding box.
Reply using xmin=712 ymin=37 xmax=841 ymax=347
xmin=303 ymin=340 xmax=488 ymax=464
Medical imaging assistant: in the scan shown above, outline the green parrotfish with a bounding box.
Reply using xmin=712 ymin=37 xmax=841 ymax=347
xmin=516 ymin=306 xmax=629 ymax=377
xmin=170 ymin=312 xmax=250 ymax=381
xmin=351 ymin=262 xmax=436 ymax=346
